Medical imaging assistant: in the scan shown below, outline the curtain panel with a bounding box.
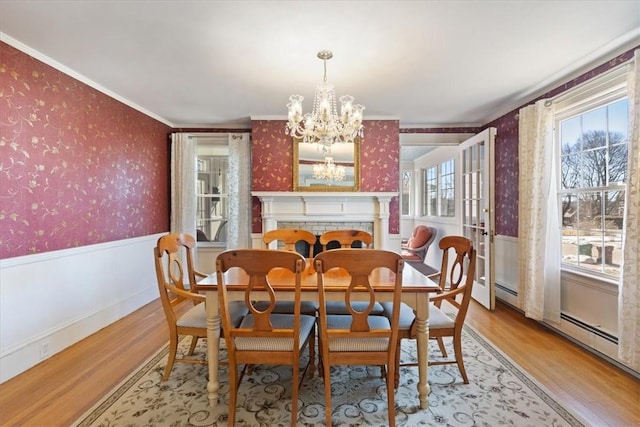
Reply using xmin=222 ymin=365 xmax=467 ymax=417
xmin=517 ymin=100 xmax=561 ymax=323
xmin=227 ymin=133 xmax=251 ymax=249
xmin=170 ymin=133 xmax=197 ymax=238
xmin=618 ymin=50 xmax=640 ymax=372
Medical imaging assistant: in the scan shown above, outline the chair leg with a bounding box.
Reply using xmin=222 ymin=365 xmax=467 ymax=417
xmin=394 ymin=340 xmax=401 ymax=389
xmin=187 ymin=336 xmax=198 ymax=355
xmin=452 ymin=333 xmax=468 ymax=384
xmin=228 ymin=359 xmax=238 ymax=426
xmin=309 ymin=325 xmax=316 ymax=378
xmin=436 ymin=337 xmax=447 ymax=357
xmin=291 ymin=359 xmax=299 ymax=427
xmin=386 ymin=363 xmax=396 ymax=427
xmin=323 ymin=359 xmax=332 ymax=427
xmin=163 ymin=331 xmax=178 ymax=381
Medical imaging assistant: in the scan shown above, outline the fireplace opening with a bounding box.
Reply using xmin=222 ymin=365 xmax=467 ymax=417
xmin=295 ymin=236 xmax=366 ymax=258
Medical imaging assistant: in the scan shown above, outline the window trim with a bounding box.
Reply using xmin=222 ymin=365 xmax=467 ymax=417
xmin=553 ymin=66 xmax=629 ymax=281
xmin=421 ymin=157 xmax=455 ymax=218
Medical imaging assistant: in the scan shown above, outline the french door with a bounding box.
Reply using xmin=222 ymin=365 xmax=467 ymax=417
xmin=459 ymin=128 xmax=496 ymax=310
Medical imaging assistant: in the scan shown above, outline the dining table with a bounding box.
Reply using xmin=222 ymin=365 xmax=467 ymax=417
xmin=197 ymin=258 xmax=441 ymax=410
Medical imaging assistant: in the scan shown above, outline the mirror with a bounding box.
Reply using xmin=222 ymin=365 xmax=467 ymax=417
xmin=293 ymin=138 xmax=360 ymax=191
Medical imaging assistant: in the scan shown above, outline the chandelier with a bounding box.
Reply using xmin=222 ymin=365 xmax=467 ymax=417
xmin=313 ymin=156 xmax=346 ymax=181
xmin=286 ymin=50 xmax=364 ymax=149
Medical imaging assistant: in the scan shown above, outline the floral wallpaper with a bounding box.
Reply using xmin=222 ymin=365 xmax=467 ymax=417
xmin=251 ymin=119 xmax=400 ymax=234
xmin=484 ymin=46 xmax=638 ymax=237
xmin=0 ymin=42 xmax=171 ymax=259
xmin=2 ymin=38 xmax=632 ymax=257
xmin=485 ymin=110 xmax=520 ymax=237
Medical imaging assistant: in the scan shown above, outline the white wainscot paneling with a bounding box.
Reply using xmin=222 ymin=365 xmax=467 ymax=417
xmin=0 ymin=234 xmax=164 ymax=383
xmin=494 ymin=234 xmax=519 ymax=308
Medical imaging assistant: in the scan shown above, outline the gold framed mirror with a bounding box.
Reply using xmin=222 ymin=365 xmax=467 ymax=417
xmin=293 ymin=138 xmax=360 ymax=191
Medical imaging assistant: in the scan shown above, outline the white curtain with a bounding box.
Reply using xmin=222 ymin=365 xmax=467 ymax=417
xmin=518 ymin=99 xmax=562 ymax=322
xmin=226 ymin=133 xmax=251 ymax=249
xmin=618 ymin=50 xmax=640 ymax=371
xmin=170 ymin=133 xmax=196 ymax=238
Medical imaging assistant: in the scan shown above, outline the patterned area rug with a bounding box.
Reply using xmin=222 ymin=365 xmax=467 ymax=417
xmin=73 ymin=326 xmax=586 ymax=427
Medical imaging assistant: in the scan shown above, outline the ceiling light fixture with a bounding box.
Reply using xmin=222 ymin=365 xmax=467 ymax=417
xmin=313 ymin=156 xmax=346 ymax=182
xmin=286 ymin=50 xmax=365 ymax=149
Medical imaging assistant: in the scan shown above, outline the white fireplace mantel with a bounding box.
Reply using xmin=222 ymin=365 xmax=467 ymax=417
xmin=252 ymin=191 xmax=397 ymax=249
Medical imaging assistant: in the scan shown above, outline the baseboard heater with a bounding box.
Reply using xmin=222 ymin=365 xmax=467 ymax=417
xmin=493 ymin=283 xmax=617 ymax=344
xmin=495 ymin=282 xmax=517 ymax=297
xmin=560 ymin=313 xmax=618 ymax=345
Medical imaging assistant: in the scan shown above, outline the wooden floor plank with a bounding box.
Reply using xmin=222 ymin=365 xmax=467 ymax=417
xmin=0 ymin=299 xmax=638 ymax=426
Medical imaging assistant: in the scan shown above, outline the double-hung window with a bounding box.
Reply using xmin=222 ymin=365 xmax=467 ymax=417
xmin=556 ymin=68 xmax=629 ymax=279
xmin=422 ymin=158 xmax=455 ymax=217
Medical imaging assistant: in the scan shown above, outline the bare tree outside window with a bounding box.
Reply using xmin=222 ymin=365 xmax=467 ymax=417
xmin=559 ymin=98 xmax=628 ymax=278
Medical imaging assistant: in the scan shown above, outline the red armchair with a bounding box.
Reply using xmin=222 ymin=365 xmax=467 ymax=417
xmin=401 ymin=225 xmax=437 ymax=263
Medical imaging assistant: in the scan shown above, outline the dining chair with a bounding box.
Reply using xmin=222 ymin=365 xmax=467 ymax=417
xmin=319 ymin=229 xmax=373 ymax=250
xmin=314 ymin=249 xmax=404 ymax=427
xmin=153 ymin=233 xmax=248 ymax=381
xmin=258 ymin=229 xmax=319 ymax=315
xmin=382 ymin=235 xmax=477 ymax=388
xmin=216 ymin=249 xmax=316 ymax=426
xmin=318 ymin=230 xmax=383 ymax=315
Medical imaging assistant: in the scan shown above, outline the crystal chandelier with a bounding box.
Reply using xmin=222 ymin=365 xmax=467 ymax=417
xmin=286 ymin=50 xmax=364 ymax=149
xmin=313 ymin=157 xmax=346 ymax=181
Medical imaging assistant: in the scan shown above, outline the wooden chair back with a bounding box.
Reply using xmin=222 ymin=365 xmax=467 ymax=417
xmin=435 ymin=235 xmax=475 ymax=292
xmin=319 ymin=229 xmax=372 ymax=251
xmin=154 ymin=233 xmax=203 ymax=316
xmin=216 ymin=249 xmax=305 ymax=334
xmin=263 ymin=228 xmax=317 ymax=258
xmin=314 ymin=248 xmax=403 ymax=427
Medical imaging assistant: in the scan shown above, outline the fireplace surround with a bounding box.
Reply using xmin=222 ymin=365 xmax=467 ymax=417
xmin=252 ymin=191 xmax=397 ymax=249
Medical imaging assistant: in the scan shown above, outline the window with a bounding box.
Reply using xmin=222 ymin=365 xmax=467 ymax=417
xmin=196 ymin=138 xmax=229 ymax=245
xmin=422 ymin=158 xmax=455 ymax=217
xmin=556 ymin=72 xmax=628 ymax=279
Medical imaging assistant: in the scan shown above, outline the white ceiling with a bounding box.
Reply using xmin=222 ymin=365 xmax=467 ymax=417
xmin=1 ymin=0 xmax=638 ymax=133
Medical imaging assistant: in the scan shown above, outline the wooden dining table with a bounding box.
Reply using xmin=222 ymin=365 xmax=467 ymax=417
xmin=197 ymin=259 xmax=441 ymax=409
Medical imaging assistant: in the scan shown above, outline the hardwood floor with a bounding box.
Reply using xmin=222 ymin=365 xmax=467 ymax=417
xmin=0 ymin=299 xmax=638 ymax=426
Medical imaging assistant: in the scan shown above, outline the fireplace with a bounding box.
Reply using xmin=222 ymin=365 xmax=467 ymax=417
xmin=252 ymin=191 xmax=397 ymax=250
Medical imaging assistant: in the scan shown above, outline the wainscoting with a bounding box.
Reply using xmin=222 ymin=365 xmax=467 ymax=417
xmin=0 ymin=234 xmax=164 ymax=383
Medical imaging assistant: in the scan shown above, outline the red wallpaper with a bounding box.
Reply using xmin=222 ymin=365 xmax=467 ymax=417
xmin=484 ymin=46 xmax=638 ymax=237
xmin=251 ymin=119 xmax=400 ymax=234
xmin=0 ymin=42 xmax=171 ymax=259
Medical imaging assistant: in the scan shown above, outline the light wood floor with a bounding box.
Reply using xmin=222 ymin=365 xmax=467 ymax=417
xmin=1 ymin=299 xmax=638 ymax=427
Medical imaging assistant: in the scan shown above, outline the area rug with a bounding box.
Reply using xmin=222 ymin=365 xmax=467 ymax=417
xmin=73 ymin=326 xmax=586 ymax=427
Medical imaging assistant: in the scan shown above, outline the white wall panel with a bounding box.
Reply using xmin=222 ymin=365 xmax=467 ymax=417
xmin=0 ymin=233 xmax=164 ymax=383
